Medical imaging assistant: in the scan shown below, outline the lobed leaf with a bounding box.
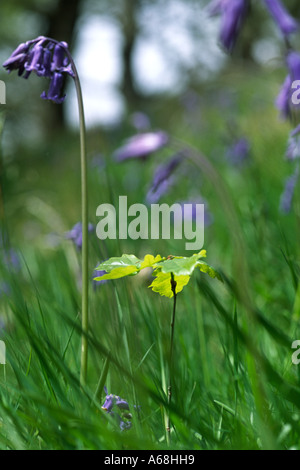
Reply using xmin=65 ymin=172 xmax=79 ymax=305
xmin=93 ymin=249 xmax=221 ymax=297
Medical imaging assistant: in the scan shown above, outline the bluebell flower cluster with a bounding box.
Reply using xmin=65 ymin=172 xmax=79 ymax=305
xmin=3 ymin=36 xmax=74 ymax=104
xmin=102 ymin=387 xmax=132 ymax=431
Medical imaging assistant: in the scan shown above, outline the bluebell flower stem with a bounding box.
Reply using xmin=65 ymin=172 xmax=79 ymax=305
xmin=66 ymin=53 xmax=89 ymax=387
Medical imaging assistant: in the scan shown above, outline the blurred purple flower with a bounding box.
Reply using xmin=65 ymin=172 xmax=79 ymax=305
xmin=130 ymin=112 xmax=151 ymax=131
xmin=173 ymin=199 xmax=213 ymax=227
xmin=0 ymin=282 xmax=10 ymax=298
xmin=279 ymin=167 xmax=299 ymax=214
xmin=286 ymin=50 xmax=300 ymax=82
xmin=65 ymin=222 xmax=94 ymax=250
xmin=226 ymin=137 xmax=251 ymax=165
xmin=3 ymin=36 xmax=74 ymax=104
xmin=208 ymin=0 xmax=249 ymax=53
xmin=286 ymin=125 xmax=300 ymax=160
xmin=102 ymin=387 xmax=132 ymax=431
xmin=276 ymin=75 xmax=293 ymax=119
xmin=3 ymin=248 xmax=20 ymax=271
xmin=146 ymin=153 xmax=183 ymax=204
xmin=0 ymin=234 xmax=21 ymax=272
xmin=113 ymin=131 xmax=169 ymax=162
xmin=93 ymin=265 xmax=108 ymax=288
xmin=263 ymin=0 xmax=298 ymax=37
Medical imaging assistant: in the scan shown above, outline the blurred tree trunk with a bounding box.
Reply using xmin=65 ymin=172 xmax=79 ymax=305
xmin=45 ymin=0 xmax=82 ymax=130
xmin=120 ymin=0 xmax=143 ymax=110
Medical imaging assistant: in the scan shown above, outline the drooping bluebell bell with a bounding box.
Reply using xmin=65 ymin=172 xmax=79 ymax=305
xmin=279 ymin=167 xmax=299 ymax=214
xmin=263 ymin=0 xmax=298 ymax=37
xmin=65 ymin=222 xmax=94 ymax=251
xmin=146 ymin=153 xmax=183 ymax=204
xmin=113 ymin=131 xmax=169 ymax=162
xmin=3 ymin=36 xmax=74 ymax=104
xmin=208 ymin=0 xmax=249 ymax=53
xmin=41 ymin=72 xmax=66 ymax=104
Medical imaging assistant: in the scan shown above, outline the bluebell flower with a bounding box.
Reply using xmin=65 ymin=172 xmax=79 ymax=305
xmin=263 ymin=0 xmax=298 ymax=37
xmin=3 ymin=36 xmax=74 ymax=104
xmin=113 ymin=131 xmax=169 ymax=162
xmin=276 ymin=75 xmax=293 ymax=119
xmin=102 ymin=387 xmax=132 ymax=431
xmin=65 ymin=222 xmax=94 ymax=250
xmin=41 ymin=72 xmax=66 ymax=104
xmin=286 ymin=50 xmax=300 ymax=82
xmin=93 ymin=265 xmax=108 ymax=288
xmin=208 ymin=0 xmax=249 ymax=53
xmin=146 ymin=153 xmax=183 ymax=204
xmin=286 ymin=125 xmax=300 ymax=160
xmin=279 ymin=167 xmax=299 ymax=214
xmin=226 ymin=137 xmax=251 ymax=165
xmin=276 ymin=51 xmax=300 ymax=119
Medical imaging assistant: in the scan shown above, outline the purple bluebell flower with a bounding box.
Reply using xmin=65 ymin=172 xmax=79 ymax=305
xmin=113 ymin=131 xmax=169 ymax=162
xmin=279 ymin=167 xmax=299 ymax=214
xmin=146 ymin=153 xmax=183 ymax=204
xmin=41 ymin=72 xmax=66 ymax=104
xmin=226 ymin=137 xmax=251 ymax=165
xmin=2 ymin=40 xmax=33 ymax=75
xmin=3 ymin=36 xmax=74 ymax=104
xmin=24 ymin=41 xmax=46 ymax=78
xmin=65 ymin=222 xmax=94 ymax=250
xmin=276 ymin=75 xmax=293 ymax=119
xmin=286 ymin=125 xmax=300 ymax=160
xmin=276 ymin=51 xmax=300 ymax=119
xmin=102 ymin=387 xmax=132 ymax=431
xmin=263 ymin=0 xmax=298 ymax=37
xmin=93 ymin=265 xmax=108 ymax=288
xmin=208 ymin=0 xmax=249 ymax=53
xmin=286 ymin=51 xmax=300 ymax=82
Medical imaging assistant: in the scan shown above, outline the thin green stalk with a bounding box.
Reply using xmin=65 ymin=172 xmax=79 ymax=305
xmin=75 ymin=70 xmax=89 ymax=388
xmin=43 ymin=37 xmax=89 ymax=388
xmin=64 ymin=49 xmax=89 ymax=387
xmin=166 ymin=273 xmax=177 ymax=444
